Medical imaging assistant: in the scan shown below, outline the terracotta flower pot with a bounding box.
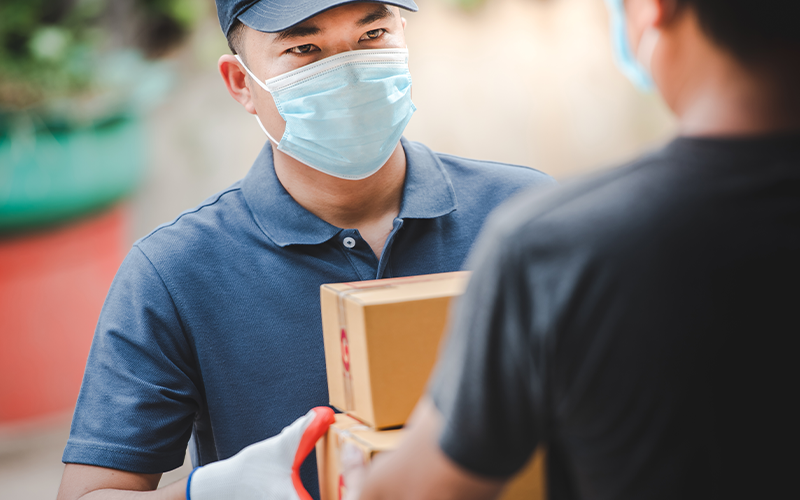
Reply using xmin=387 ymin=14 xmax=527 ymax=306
xmin=0 ymin=205 xmax=127 ymax=424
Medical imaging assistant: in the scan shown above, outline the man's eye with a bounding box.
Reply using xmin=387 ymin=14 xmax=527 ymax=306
xmin=289 ymin=44 xmax=317 ymax=54
xmin=361 ymin=29 xmax=385 ymax=41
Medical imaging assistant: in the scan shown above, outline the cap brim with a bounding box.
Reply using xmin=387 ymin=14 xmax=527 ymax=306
xmin=238 ymin=0 xmax=419 ymax=33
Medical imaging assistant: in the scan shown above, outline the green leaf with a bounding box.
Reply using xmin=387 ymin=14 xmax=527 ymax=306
xmin=29 ymin=27 xmax=71 ymax=61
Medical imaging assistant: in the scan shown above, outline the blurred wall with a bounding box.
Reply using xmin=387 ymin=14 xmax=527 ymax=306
xmin=131 ymin=0 xmax=676 ymax=241
xmin=405 ymin=0 xmax=674 ymax=173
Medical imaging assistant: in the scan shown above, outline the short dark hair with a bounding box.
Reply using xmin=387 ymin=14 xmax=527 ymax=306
xmin=227 ymin=19 xmax=247 ymax=56
xmin=677 ymin=0 xmax=800 ymax=60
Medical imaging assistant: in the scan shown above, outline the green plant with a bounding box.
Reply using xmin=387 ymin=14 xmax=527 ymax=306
xmin=0 ymin=0 xmax=202 ymax=113
xmin=445 ymin=0 xmax=488 ymax=10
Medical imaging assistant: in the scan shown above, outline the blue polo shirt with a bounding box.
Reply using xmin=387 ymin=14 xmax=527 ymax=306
xmin=63 ymin=138 xmax=553 ymax=497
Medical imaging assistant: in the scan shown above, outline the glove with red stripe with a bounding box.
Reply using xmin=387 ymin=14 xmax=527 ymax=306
xmin=187 ymin=407 xmax=335 ymax=500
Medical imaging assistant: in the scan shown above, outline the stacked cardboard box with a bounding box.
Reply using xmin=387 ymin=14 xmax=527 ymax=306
xmin=317 ymin=413 xmax=545 ymax=500
xmin=318 ymin=272 xmax=545 ymax=500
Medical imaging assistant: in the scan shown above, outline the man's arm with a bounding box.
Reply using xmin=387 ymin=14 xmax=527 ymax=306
xmin=57 ymin=464 xmax=185 ymax=500
xmin=359 ymin=397 xmax=506 ymax=500
xmin=57 ymin=407 xmax=335 ymax=500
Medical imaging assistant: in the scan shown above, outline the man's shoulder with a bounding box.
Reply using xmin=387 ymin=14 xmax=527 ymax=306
xmin=436 ymin=150 xmax=554 ymax=189
xmin=404 ymin=139 xmax=555 ymax=189
xmin=487 ymin=150 xmax=672 ymax=255
xmin=134 ymin=181 xmax=250 ymax=267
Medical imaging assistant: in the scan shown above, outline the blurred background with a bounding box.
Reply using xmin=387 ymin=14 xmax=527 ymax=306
xmin=0 ymin=0 xmax=674 ymax=497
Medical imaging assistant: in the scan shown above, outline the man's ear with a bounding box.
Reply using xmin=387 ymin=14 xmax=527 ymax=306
xmin=401 ymin=16 xmax=407 ymax=30
xmin=628 ymin=0 xmax=679 ymax=32
xmin=656 ymin=0 xmax=681 ymax=26
xmin=219 ymin=54 xmax=257 ymax=115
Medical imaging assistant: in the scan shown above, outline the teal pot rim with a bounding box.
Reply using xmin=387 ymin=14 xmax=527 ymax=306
xmin=0 ymin=113 xmax=146 ymax=234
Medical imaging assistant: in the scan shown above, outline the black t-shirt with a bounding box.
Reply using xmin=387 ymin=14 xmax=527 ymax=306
xmin=429 ymin=135 xmax=800 ymax=500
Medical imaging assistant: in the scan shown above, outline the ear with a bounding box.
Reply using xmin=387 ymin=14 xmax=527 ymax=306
xmin=401 ymin=16 xmax=407 ymax=30
xmin=656 ymin=0 xmax=681 ymax=26
xmin=219 ymin=54 xmax=257 ymax=115
xmin=628 ymin=0 xmax=678 ymax=31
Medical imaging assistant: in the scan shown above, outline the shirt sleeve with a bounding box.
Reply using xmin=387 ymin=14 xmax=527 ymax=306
xmin=62 ymin=245 xmax=201 ymax=473
xmin=428 ymin=209 xmax=548 ymax=479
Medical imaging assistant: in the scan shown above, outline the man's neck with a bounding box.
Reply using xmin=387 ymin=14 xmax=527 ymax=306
xmin=663 ymin=16 xmax=800 ymax=137
xmin=273 ymin=143 xmax=407 ymax=258
xmin=676 ymin=59 xmax=800 ymax=137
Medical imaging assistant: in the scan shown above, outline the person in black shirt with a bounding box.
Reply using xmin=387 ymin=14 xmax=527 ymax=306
xmin=360 ymin=0 xmax=800 ymax=499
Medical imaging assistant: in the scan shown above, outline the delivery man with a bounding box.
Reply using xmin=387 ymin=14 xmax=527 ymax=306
xmin=56 ymin=1 xmax=553 ymax=499
xmin=359 ymin=0 xmax=800 ymax=498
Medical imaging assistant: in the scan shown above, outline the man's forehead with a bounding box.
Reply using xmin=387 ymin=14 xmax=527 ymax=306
xmin=272 ymin=3 xmax=396 ymax=42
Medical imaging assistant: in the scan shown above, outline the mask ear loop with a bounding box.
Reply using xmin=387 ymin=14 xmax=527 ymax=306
xmin=637 ymin=28 xmax=661 ymax=77
xmin=254 ymin=116 xmax=281 ymax=146
xmin=235 ymin=54 xmax=282 ymax=146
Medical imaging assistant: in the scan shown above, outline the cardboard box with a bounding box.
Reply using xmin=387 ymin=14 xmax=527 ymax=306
xmin=316 ymin=414 xmax=402 ymax=500
xmin=320 ymin=272 xmax=470 ymax=429
xmin=317 ymin=414 xmax=546 ymax=500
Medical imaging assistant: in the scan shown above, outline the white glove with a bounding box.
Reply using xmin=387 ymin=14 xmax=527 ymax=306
xmin=188 ymin=407 xmax=335 ymax=500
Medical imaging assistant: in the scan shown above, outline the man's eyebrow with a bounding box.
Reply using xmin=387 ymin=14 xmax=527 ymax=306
xmin=356 ymin=5 xmax=394 ymax=27
xmin=274 ymin=25 xmax=322 ymax=43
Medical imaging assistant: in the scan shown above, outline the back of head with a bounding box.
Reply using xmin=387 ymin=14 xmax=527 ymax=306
xmin=640 ymin=0 xmax=800 ymax=136
xmin=677 ymin=0 xmax=800 ymax=60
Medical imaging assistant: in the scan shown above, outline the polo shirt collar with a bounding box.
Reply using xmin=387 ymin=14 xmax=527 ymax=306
xmin=241 ymin=137 xmax=458 ymax=247
xmin=396 ymin=137 xmax=458 ymax=219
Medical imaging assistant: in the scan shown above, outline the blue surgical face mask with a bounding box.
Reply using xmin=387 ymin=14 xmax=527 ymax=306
xmin=604 ymin=0 xmax=660 ymax=91
xmin=236 ymin=49 xmax=416 ymax=180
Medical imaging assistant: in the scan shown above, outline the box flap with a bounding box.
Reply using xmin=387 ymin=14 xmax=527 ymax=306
xmin=321 ymin=272 xmax=470 ymax=305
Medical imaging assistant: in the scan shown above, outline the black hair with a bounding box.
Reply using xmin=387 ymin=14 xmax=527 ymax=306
xmin=227 ymin=19 xmax=247 ymax=56
xmin=677 ymin=0 xmax=800 ymax=60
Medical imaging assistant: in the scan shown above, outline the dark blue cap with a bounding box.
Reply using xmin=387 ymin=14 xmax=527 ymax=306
xmin=216 ymin=0 xmax=419 ymax=36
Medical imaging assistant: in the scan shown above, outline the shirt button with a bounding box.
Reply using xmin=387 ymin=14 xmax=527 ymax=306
xmin=343 ymin=237 xmax=356 ymax=249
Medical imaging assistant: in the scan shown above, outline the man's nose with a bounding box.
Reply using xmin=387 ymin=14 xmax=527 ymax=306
xmin=325 ymin=40 xmax=359 ymax=58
